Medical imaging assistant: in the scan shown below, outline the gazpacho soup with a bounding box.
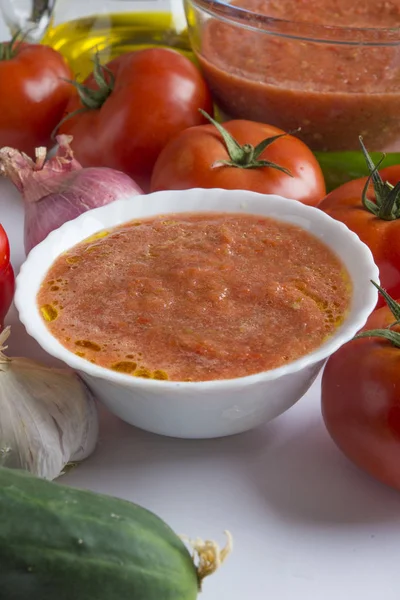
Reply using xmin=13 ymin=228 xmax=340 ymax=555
xmin=199 ymin=0 xmax=400 ymax=152
xmin=38 ymin=213 xmax=351 ymax=382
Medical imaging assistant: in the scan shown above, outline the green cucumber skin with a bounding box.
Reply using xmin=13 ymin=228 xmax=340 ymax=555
xmin=0 ymin=468 xmax=198 ymax=600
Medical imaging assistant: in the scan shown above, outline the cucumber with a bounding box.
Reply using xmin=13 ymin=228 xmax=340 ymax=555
xmin=0 ymin=467 xmax=199 ymax=600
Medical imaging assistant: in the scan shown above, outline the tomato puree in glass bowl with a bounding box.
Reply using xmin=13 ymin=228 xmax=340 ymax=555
xmin=38 ymin=213 xmax=351 ymax=382
xmin=197 ymin=0 xmax=400 ymax=152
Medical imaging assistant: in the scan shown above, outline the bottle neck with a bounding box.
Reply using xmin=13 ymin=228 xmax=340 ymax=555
xmin=31 ymin=0 xmax=57 ymax=22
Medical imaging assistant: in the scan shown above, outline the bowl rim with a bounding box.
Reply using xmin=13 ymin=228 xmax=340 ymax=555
xmin=15 ymin=187 xmax=380 ymax=391
xmin=188 ymin=0 xmax=400 ymax=45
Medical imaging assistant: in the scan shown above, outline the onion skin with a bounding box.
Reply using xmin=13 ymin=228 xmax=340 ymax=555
xmin=23 ymin=165 xmax=142 ymax=254
xmin=0 ymin=135 xmax=143 ymax=254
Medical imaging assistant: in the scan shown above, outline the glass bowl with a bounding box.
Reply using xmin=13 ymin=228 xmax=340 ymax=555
xmin=184 ymin=0 xmax=400 ymax=153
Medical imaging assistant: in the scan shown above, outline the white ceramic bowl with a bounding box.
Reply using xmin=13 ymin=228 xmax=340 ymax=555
xmin=15 ymin=188 xmax=379 ymax=439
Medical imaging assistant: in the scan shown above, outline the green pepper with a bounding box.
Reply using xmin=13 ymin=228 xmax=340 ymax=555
xmin=315 ymin=151 xmax=400 ymax=193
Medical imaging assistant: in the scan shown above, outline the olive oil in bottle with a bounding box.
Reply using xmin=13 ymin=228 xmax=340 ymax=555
xmin=41 ymin=10 xmax=192 ymax=79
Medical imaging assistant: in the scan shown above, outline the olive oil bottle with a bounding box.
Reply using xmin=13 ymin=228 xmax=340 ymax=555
xmin=0 ymin=1 xmax=191 ymax=77
xmin=42 ymin=10 xmax=192 ymax=79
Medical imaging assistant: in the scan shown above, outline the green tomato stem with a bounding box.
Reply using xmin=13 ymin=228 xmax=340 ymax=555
xmin=72 ymin=55 xmax=115 ymax=110
xmin=359 ymin=137 xmax=400 ymax=221
xmin=354 ymin=281 xmax=400 ymax=347
xmin=0 ymin=30 xmax=25 ymax=61
xmin=355 ymin=328 xmax=400 ymax=346
xmin=199 ymin=109 xmax=293 ymax=175
xmin=52 ymin=54 xmax=114 ymax=137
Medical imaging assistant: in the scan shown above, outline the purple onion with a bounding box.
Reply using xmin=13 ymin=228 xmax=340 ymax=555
xmin=0 ymin=135 xmax=143 ymax=254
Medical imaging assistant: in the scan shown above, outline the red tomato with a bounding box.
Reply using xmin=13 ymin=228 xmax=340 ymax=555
xmin=321 ymin=293 xmax=400 ymax=491
xmin=0 ymin=40 xmax=72 ymax=157
xmin=60 ymin=48 xmax=213 ymax=192
xmin=150 ymin=118 xmax=326 ymax=205
xmin=319 ymin=163 xmax=400 ymax=308
xmin=0 ymin=225 xmax=15 ymax=329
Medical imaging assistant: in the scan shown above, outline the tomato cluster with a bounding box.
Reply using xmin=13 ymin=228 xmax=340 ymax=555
xmin=0 ymin=37 xmax=326 ymax=198
xmin=318 ymin=143 xmax=400 ymax=492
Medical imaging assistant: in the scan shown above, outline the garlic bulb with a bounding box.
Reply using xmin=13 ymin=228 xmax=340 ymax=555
xmin=0 ymin=327 xmax=99 ymax=480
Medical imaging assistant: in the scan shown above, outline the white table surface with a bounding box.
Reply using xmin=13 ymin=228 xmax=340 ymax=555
xmin=1 ymin=15 xmax=400 ymax=600
xmin=0 ymin=11 xmax=7 ymax=40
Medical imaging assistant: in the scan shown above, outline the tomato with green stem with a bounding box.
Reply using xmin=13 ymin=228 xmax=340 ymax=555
xmin=319 ymin=139 xmax=400 ymax=307
xmin=322 ymin=282 xmax=400 ymax=491
xmin=150 ymin=111 xmax=326 ymax=205
xmin=0 ymin=33 xmax=72 ymax=157
xmin=59 ymin=49 xmax=213 ymax=192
